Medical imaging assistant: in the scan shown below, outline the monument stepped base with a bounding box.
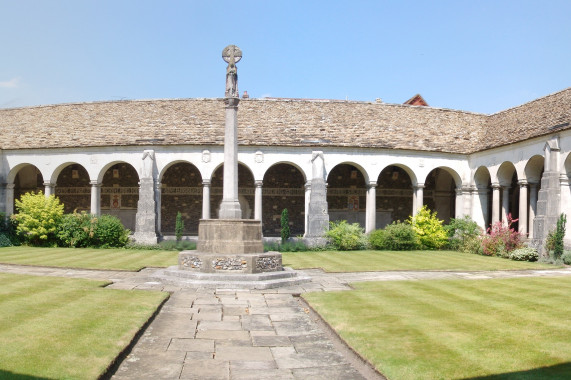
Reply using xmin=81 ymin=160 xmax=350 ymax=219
xmin=151 ymin=266 xmax=311 ymax=289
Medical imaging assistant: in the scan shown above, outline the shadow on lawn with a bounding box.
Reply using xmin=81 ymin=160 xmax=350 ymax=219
xmin=0 ymin=370 xmax=52 ymax=379
xmin=464 ymin=362 xmax=571 ymax=379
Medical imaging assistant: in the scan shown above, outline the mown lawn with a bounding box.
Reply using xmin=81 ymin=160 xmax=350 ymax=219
xmin=303 ymin=277 xmax=571 ymax=380
xmin=0 ymin=273 xmax=168 ymax=379
xmin=283 ymin=250 xmax=557 ymax=272
xmin=0 ymin=246 xmax=178 ymax=271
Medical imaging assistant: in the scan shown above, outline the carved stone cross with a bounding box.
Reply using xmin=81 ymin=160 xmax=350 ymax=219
xmin=222 ymin=45 xmax=242 ymax=98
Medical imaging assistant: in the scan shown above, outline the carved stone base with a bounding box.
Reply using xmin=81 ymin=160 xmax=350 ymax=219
xmin=179 ymin=250 xmax=282 ymax=274
xmin=179 ymin=219 xmax=282 ymax=274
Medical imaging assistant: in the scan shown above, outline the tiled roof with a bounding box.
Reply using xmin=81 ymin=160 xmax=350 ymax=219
xmin=0 ymin=88 xmax=569 ymax=154
xmin=483 ymin=88 xmax=571 ymax=151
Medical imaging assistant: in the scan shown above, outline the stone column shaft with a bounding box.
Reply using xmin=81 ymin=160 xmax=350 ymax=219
xmin=155 ymin=182 xmax=162 ymax=237
xmin=366 ymin=182 xmax=377 ymax=233
xmin=414 ymin=184 xmax=424 ymax=214
xmin=90 ymin=181 xmax=101 ymax=215
xmin=501 ymin=186 xmax=510 ymax=223
xmin=219 ymin=97 xmax=242 ymax=219
xmin=474 ymin=187 xmax=489 ymax=229
xmin=518 ymin=181 xmax=528 ymax=234
xmin=528 ymin=183 xmax=538 ymax=239
xmin=254 ymin=180 xmax=263 ymax=221
xmin=202 ymin=180 xmax=211 ymax=219
xmin=44 ymin=182 xmax=54 ymax=197
xmin=455 ymin=188 xmax=463 ymax=218
xmin=5 ymin=184 xmax=15 ymax=215
xmin=491 ymin=184 xmax=500 ymax=225
xmin=304 ymin=182 xmax=311 ymax=236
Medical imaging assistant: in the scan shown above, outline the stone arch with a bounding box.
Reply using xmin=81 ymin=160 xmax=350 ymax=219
xmin=54 ymin=163 xmax=91 ymax=213
xmin=524 ymin=155 xmax=544 ymax=183
xmin=160 ymin=161 xmax=203 ymax=236
xmin=423 ymin=167 xmax=457 ymax=223
xmin=376 ymin=164 xmax=414 ymax=227
xmin=262 ymin=163 xmax=305 ymax=237
xmin=100 ymin=162 xmax=140 ymax=231
xmin=473 ymin=166 xmax=492 ymax=229
xmin=524 ymin=155 xmax=545 ymax=237
xmin=9 ymin=164 xmax=44 ymax=212
xmin=496 ymin=161 xmax=519 ymax=227
xmin=210 ymin=162 xmax=255 ymax=219
xmin=327 ymin=161 xmax=369 ymax=183
xmin=326 ymin=163 xmax=367 ymax=228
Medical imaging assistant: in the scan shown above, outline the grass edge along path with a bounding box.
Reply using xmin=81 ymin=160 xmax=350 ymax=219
xmin=0 ymin=246 xmax=178 ymax=271
xmin=0 ymin=272 xmax=168 ymax=380
xmin=283 ymin=250 xmax=557 ymax=272
xmin=303 ymin=276 xmax=571 ymax=380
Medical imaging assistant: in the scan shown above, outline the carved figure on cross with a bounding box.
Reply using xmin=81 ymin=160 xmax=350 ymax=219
xmin=222 ymin=45 xmax=242 ymax=98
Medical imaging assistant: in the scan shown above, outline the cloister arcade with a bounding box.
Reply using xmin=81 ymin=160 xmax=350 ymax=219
xmin=4 ymin=142 xmax=564 ymax=241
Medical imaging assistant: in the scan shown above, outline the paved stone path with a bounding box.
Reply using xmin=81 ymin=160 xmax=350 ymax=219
xmin=2 ymin=263 xmax=571 ymax=379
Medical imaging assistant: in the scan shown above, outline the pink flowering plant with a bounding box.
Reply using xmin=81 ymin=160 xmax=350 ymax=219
xmin=481 ymin=214 xmax=523 ymax=257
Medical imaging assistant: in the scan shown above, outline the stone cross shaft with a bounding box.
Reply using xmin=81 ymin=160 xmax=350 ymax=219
xmin=218 ymin=45 xmax=243 ymax=219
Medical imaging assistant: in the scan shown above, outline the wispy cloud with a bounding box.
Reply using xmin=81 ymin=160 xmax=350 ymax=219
xmin=0 ymin=77 xmax=21 ymax=88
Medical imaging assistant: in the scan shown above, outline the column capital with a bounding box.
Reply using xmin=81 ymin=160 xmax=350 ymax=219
xmin=367 ymin=181 xmax=377 ymax=189
xmin=254 ymin=180 xmax=263 ymax=188
xmin=305 ymin=181 xmax=311 ymax=190
xmin=517 ymin=179 xmax=529 ymax=187
xmin=455 ymin=187 xmax=464 ymax=195
xmin=6 ymin=183 xmax=15 ymax=190
xmin=559 ymin=174 xmax=569 ymax=185
xmin=202 ymin=179 xmax=211 ymax=187
xmin=414 ymin=183 xmax=425 ymax=190
xmin=90 ymin=180 xmax=102 ymax=187
xmin=43 ymin=181 xmax=54 ymax=187
xmin=491 ymin=183 xmax=501 ymax=189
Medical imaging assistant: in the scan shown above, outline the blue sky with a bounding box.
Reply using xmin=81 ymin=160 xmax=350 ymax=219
xmin=1 ymin=0 xmax=569 ymax=113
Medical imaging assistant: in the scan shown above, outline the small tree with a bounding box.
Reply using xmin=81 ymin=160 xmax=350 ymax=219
xmin=281 ymin=208 xmax=290 ymax=244
xmin=408 ymin=206 xmax=448 ymax=249
xmin=175 ymin=211 xmax=184 ymax=241
xmin=546 ymin=213 xmax=566 ymax=259
xmin=11 ymin=192 xmax=64 ymax=246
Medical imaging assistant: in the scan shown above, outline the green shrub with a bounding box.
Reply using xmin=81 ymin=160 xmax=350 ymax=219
xmin=369 ymin=222 xmax=419 ymax=250
xmin=462 ymin=235 xmax=484 ymax=255
xmin=91 ymin=214 xmax=129 ymax=248
xmin=57 ymin=212 xmax=96 ymax=248
xmin=0 ymin=232 xmax=12 ymax=247
xmin=509 ymin=247 xmax=539 ymax=261
xmin=481 ymin=214 xmax=523 ymax=257
xmin=175 ymin=212 xmax=184 ymax=241
xmin=562 ymin=251 xmax=571 ymax=265
xmin=445 ymin=216 xmax=482 ymax=251
xmin=281 ymin=208 xmax=290 ymax=244
xmin=408 ymin=206 xmax=448 ymax=249
xmin=545 ymin=213 xmax=566 ymax=259
xmin=325 ymin=220 xmax=367 ymax=250
xmin=11 ymin=192 xmax=64 ymax=246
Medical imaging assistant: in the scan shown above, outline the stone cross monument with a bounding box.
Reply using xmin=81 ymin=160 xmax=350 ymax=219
xmin=219 ymin=45 xmax=243 ymax=219
xmin=178 ymin=46 xmax=282 ymax=275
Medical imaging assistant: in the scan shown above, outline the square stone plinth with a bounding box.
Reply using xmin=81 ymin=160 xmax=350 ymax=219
xmin=197 ymin=219 xmax=264 ymax=254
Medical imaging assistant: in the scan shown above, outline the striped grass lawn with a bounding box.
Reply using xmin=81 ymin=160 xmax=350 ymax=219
xmin=0 ymin=273 xmax=168 ymax=379
xmin=303 ymin=277 xmax=571 ymax=380
xmin=283 ymin=250 xmax=557 ymax=272
xmin=0 ymin=246 xmax=178 ymax=271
